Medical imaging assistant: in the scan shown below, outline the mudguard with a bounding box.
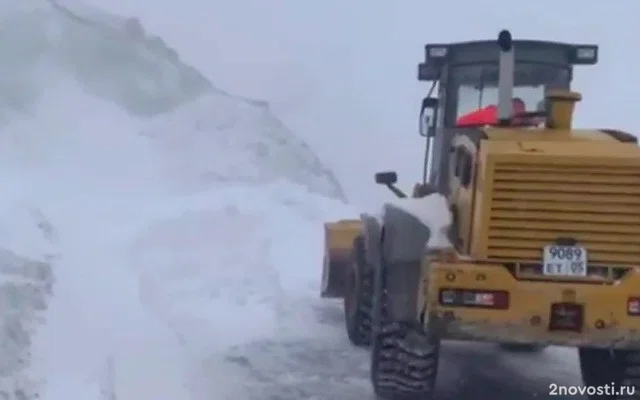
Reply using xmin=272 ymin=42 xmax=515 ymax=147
xmin=321 ymin=219 xmax=362 ymax=298
xmin=379 ymin=203 xmax=432 ymax=321
xmin=360 ymin=213 xmax=382 ymax=269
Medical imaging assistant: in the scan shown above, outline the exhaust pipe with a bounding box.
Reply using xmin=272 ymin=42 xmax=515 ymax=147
xmin=496 ymin=30 xmax=514 ymax=125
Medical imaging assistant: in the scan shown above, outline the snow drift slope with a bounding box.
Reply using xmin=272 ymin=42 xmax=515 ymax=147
xmin=0 ymin=205 xmax=55 ymax=400
xmin=142 ymin=94 xmax=345 ymax=198
xmin=0 ymin=1 xmax=344 ymax=200
xmin=34 ymin=181 xmax=358 ymax=400
xmin=129 ymin=183 xmax=355 ymax=352
xmin=0 ymin=2 xmax=347 ymax=399
xmin=127 ymin=183 xmax=365 ymax=400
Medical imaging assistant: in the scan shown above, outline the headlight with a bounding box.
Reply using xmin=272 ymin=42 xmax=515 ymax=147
xmin=572 ymin=45 xmax=598 ymax=64
xmin=428 ymin=46 xmax=447 ymax=58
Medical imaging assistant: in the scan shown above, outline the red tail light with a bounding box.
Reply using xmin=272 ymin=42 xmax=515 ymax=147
xmin=628 ymin=297 xmax=640 ymax=315
xmin=439 ymin=288 xmax=509 ymax=310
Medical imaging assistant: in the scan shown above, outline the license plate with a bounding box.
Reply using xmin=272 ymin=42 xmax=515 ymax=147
xmin=543 ymin=245 xmax=587 ymax=277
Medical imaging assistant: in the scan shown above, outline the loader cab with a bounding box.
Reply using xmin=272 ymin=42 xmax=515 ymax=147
xmin=417 ymin=31 xmax=598 ymax=252
xmin=418 ymin=36 xmax=598 ymax=190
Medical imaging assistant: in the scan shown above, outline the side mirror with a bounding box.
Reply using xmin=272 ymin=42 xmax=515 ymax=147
xmin=375 ymin=171 xmax=407 ymax=198
xmin=417 ymin=63 xmax=440 ymax=81
xmin=419 ymin=97 xmax=438 ymax=137
xmin=375 ymin=171 xmax=397 ymax=185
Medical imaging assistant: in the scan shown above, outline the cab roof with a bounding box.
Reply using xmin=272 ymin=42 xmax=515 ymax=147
xmin=419 ymin=39 xmax=598 ymax=81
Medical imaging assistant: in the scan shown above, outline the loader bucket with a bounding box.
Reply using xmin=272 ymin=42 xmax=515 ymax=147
xmin=320 ymin=219 xmax=363 ymax=298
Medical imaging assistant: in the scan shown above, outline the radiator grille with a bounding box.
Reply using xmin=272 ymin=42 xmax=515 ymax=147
xmin=487 ymin=162 xmax=640 ymax=265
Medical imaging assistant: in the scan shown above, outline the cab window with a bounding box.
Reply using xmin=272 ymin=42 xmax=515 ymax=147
xmin=453 ymin=147 xmax=463 ymax=177
xmin=453 ymin=146 xmax=472 ymax=187
xmin=457 ymin=85 xmax=543 ymax=119
xmin=460 ymin=151 xmax=472 ymax=187
xmin=451 ymin=62 xmax=569 ymax=124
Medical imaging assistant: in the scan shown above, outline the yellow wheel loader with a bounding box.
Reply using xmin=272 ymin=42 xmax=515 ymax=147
xmin=322 ymin=29 xmax=640 ymax=399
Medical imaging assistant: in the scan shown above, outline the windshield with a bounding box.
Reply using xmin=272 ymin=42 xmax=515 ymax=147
xmin=452 ymin=62 xmax=570 ymax=121
xmin=458 ymin=85 xmax=543 ymax=118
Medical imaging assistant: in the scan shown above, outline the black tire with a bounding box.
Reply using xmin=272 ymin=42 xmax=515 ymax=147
xmin=579 ymin=348 xmax=640 ymax=399
xmin=344 ymin=236 xmax=373 ymax=347
xmin=371 ymin=322 xmax=439 ymax=400
xmin=369 ymin=248 xmax=439 ymax=399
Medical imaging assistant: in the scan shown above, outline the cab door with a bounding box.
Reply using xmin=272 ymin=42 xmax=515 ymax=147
xmin=449 ymin=135 xmax=477 ymax=254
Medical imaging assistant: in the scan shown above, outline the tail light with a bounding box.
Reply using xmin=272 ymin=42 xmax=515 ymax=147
xmin=628 ymin=297 xmax=640 ymax=315
xmin=439 ymin=288 xmax=509 ymax=310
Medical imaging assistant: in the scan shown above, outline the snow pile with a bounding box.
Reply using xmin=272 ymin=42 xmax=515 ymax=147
xmin=126 ymin=182 xmax=357 ymax=399
xmin=141 ymin=94 xmax=346 ymax=199
xmin=52 ymin=4 xmax=211 ymax=116
xmin=29 ymin=181 xmax=356 ymax=400
xmin=0 ymin=202 xmax=56 ymax=400
xmin=0 ymin=2 xmax=346 ymax=399
xmin=0 ymin=1 xmax=344 ymax=201
xmin=129 ymin=182 xmax=354 ymax=352
xmin=51 ymin=0 xmax=344 ymax=199
xmin=33 ymin=188 xmax=192 ymax=400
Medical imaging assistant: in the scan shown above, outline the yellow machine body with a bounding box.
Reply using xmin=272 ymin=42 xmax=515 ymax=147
xmin=324 ymin=90 xmax=640 ymax=348
xmin=419 ymin=92 xmax=640 ymax=348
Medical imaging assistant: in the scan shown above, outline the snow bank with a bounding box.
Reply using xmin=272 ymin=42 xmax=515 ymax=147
xmin=0 ymin=202 xmax=55 ymax=400
xmin=131 ymin=205 xmax=280 ymax=353
xmin=128 ymin=182 xmax=355 ymax=352
xmin=0 ymin=2 xmax=354 ymax=399
xmin=0 ymin=0 xmax=345 ymax=201
xmin=125 ymin=182 xmax=357 ymax=399
xmin=141 ymin=94 xmax=345 ymax=199
xmin=31 ymin=188 xmax=194 ymax=400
